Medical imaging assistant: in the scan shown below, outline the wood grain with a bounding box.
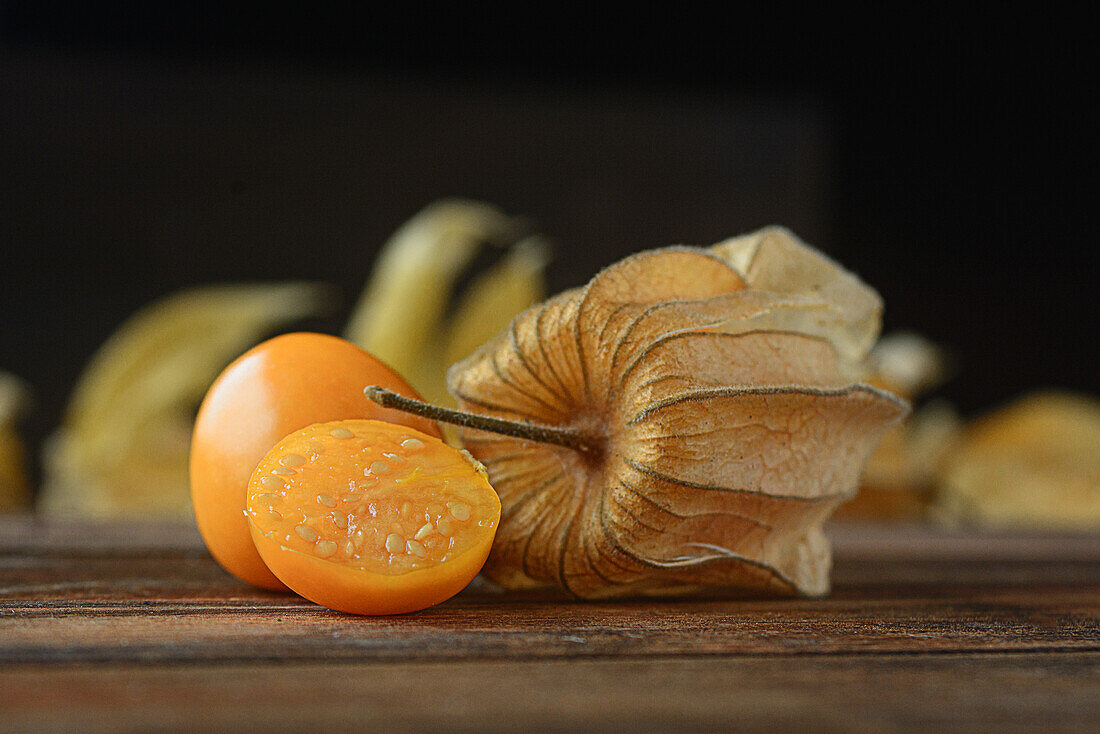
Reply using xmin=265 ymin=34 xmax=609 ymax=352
xmin=1 ymin=516 xmax=1098 ymax=732
xmin=3 ymin=654 xmax=1098 ymax=734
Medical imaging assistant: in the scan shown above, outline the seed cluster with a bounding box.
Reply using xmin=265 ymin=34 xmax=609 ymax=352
xmin=248 ymin=424 xmax=490 ymax=575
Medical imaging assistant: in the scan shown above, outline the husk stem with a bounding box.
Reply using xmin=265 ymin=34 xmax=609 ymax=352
xmin=364 ymin=385 xmax=593 ymax=453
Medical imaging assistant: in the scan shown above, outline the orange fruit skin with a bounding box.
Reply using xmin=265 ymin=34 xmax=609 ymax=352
xmin=190 ymin=333 xmax=441 ymax=590
xmin=251 ymin=521 xmax=495 ymax=615
xmin=248 ymin=420 xmax=500 ymax=614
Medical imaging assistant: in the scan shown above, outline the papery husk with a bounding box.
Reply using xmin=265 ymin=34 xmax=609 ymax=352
xmin=837 ymin=399 xmax=960 ymax=520
xmin=864 ymin=332 xmax=951 ymax=399
xmin=934 ymin=391 xmax=1100 ymax=529
xmin=39 ymin=282 xmax=329 ymax=517
xmin=448 ymin=229 xmax=907 ymax=598
xmin=712 ymin=227 xmax=883 ymax=365
xmin=836 ymin=333 xmax=959 ymax=520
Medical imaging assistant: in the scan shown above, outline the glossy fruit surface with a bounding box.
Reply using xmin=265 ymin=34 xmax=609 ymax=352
xmin=248 ymin=419 xmax=500 ymax=614
xmin=190 ymin=332 xmax=440 ymax=589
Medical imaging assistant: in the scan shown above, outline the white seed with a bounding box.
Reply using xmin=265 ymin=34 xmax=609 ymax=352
xmin=385 ymin=533 xmax=404 ymax=554
xmin=279 ymin=454 xmax=306 ymax=467
xmin=414 ymin=522 xmax=433 ymax=540
xmin=401 ymin=502 xmax=412 ymax=517
xmin=263 ymin=510 xmax=282 ymax=523
xmin=259 ymin=476 xmax=285 ymax=490
xmin=330 ymin=427 xmax=354 ymax=439
xmin=254 ymin=493 xmax=281 ymax=505
xmin=353 ymin=529 xmax=366 ymax=548
xmin=316 ymin=494 xmax=337 ymax=508
xmin=343 ymin=541 xmax=355 ymax=556
xmin=436 ymin=517 xmax=455 ymax=537
xmin=295 ymin=525 xmax=319 ymax=543
xmin=406 ymin=539 xmax=427 ymax=558
xmin=331 ymin=511 xmax=347 ymax=529
xmin=315 ymin=540 xmax=337 ymax=557
xmin=400 ymin=437 xmax=424 ymax=450
xmin=368 ymin=461 xmax=390 ymax=475
xmin=306 ymin=440 xmax=325 ymax=455
xmin=271 ymin=467 xmax=296 ymax=476
xmin=382 ymin=452 xmax=404 ymax=463
xmin=448 ymin=502 xmax=471 ymax=521
xmin=460 ymin=449 xmax=485 ymax=473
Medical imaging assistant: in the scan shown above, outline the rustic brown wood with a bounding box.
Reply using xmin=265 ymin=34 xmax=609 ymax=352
xmin=3 ymin=654 xmax=1098 ymax=734
xmin=1 ymin=515 xmax=1098 ymax=732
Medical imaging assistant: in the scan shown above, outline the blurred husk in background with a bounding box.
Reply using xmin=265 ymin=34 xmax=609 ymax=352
xmin=343 ymin=200 xmax=548 ymax=410
xmin=0 ymin=373 xmax=31 ymax=510
xmin=32 ymin=200 xmax=548 ymax=518
xmin=837 ymin=333 xmax=961 ymax=520
xmin=840 ymin=331 xmax=1100 ymax=528
xmin=934 ymin=392 xmax=1100 ymax=529
xmin=36 ymin=282 xmax=333 ymax=517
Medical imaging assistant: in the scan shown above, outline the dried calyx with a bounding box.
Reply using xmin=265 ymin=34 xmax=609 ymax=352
xmin=368 ymin=227 xmax=908 ymax=599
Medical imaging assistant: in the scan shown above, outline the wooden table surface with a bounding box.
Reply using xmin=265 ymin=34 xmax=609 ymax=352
xmin=1 ymin=516 xmax=1097 ymax=733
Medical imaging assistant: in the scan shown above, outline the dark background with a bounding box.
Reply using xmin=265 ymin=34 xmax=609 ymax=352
xmin=1 ymin=6 xmax=1096 ymax=466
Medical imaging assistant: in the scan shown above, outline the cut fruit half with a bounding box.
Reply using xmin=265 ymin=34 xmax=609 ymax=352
xmin=247 ymin=419 xmax=500 ymax=614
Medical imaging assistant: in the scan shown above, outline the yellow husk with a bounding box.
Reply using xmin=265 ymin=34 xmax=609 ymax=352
xmin=837 ymin=332 xmax=960 ymax=519
xmin=345 ymin=200 xmax=547 ymax=409
xmin=39 ymin=282 xmax=329 ymax=517
xmin=934 ymin=391 xmax=1100 ymax=529
xmin=449 ymin=230 xmax=907 ymax=598
xmin=0 ymin=373 xmax=31 ymax=511
xmin=438 ymin=237 xmax=549 ymax=403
